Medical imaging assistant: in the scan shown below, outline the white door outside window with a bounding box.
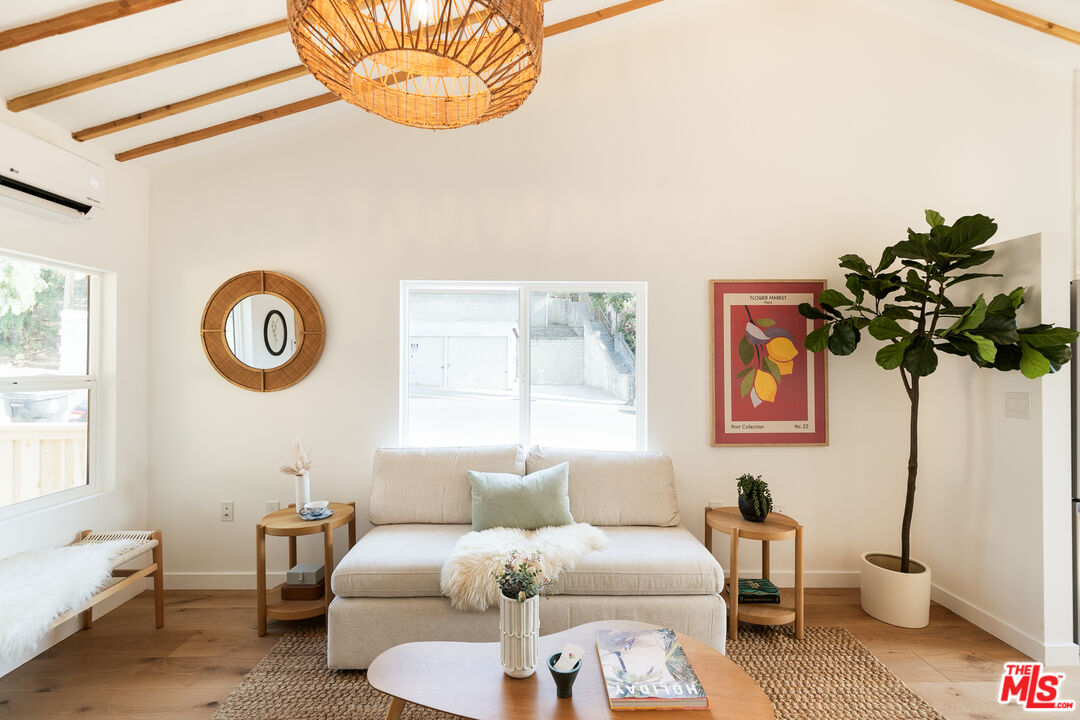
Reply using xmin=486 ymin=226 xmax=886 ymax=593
xmin=408 ymin=337 xmax=445 ymax=386
xmin=447 ymin=337 xmax=507 ymax=390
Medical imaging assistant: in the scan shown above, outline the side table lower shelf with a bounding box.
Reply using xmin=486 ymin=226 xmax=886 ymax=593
xmin=265 ymin=583 xmax=327 ymax=621
xmin=721 ymin=587 xmax=796 ymax=627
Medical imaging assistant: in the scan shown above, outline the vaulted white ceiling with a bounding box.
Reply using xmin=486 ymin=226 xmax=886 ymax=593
xmin=0 ymin=0 xmax=1078 ymax=168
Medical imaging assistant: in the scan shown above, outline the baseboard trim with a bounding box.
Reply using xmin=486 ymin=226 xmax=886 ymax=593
xmin=0 ymin=579 xmax=149 ymax=679
xmin=1043 ymin=642 xmax=1080 ymax=667
xmin=931 ymin=584 xmax=1080 ymax=666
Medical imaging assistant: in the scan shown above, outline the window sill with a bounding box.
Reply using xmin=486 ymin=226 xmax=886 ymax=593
xmin=0 ymin=482 xmax=104 ymax=523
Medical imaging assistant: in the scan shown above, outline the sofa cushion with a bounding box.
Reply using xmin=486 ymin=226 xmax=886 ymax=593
xmin=526 ymin=447 xmax=680 ymax=527
xmin=552 ymin=526 xmax=722 ymax=595
xmin=332 ymin=524 xmax=471 ymax=598
xmin=332 ymin=524 xmax=722 ymax=598
xmin=369 ymin=445 xmax=525 ymax=525
xmin=469 ymin=463 xmax=573 ymax=531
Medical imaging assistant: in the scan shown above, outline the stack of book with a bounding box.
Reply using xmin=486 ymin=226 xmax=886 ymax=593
xmin=596 ymin=628 xmax=709 ymax=710
xmin=738 ymin=578 xmax=780 ymax=604
xmin=282 ymin=563 xmax=324 ymax=601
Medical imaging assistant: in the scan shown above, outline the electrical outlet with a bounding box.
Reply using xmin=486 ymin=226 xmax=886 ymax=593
xmin=221 ymin=501 xmax=234 ymax=522
xmin=265 ymin=501 xmax=280 ymax=514
xmin=774 ymin=504 xmax=786 ymax=515
xmin=708 ymin=500 xmax=727 ymax=509
xmin=1005 ymin=392 xmax=1031 ymax=420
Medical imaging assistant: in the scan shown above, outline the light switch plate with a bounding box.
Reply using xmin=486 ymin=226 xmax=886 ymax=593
xmin=1005 ymin=392 xmax=1031 ymax=420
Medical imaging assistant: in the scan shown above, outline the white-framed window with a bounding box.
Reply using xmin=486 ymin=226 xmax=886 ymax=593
xmin=400 ymin=282 xmax=647 ymax=450
xmin=0 ymin=253 xmax=99 ymax=514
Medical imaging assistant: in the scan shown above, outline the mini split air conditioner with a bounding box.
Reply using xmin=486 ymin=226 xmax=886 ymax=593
xmin=0 ymin=122 xmax=106 ymax=223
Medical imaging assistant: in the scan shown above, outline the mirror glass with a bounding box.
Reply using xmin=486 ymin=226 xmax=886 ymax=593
xmin=224 ymin=295 xmax=301 ymax=370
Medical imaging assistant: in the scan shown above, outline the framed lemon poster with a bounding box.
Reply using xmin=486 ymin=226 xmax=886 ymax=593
xmin=710 ymin=280 xmax=828 ymax=446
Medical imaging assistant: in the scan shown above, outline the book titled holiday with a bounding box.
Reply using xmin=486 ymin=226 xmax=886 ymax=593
xmin=595 ymin=628 xmax=709 ymax=710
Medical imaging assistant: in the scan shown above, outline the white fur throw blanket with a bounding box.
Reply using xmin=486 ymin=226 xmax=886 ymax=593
xmin=0 ymin=540 xmax=128 ymax=661
xmin=440 ymin=523 xmax=607 ymax=612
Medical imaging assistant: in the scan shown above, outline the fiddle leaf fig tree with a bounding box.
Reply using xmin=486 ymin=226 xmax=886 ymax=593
xmin=799 ymin=211 xmax=1078 ymax=574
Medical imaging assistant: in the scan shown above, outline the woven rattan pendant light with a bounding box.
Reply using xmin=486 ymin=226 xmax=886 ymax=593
xmin=287 ymin=0 xmax=543 ymax=129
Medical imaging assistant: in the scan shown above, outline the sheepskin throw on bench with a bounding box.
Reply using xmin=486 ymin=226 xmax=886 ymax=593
xmin=0 ymin=540 xmax=131 ymax=660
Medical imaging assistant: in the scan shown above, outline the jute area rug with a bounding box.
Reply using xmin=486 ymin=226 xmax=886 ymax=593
xmin=211 ymin=625 xmax=945 ymax=720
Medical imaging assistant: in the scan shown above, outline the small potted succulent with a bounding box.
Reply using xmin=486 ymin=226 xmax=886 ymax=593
xmin=494 ymin=551 xmax=552 ymax=678
xmin=736 ymin=474 xmax=773 ymax=523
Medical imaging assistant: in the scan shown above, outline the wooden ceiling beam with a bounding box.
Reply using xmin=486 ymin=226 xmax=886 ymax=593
xmin=114 ymin=93 xmax=340 ymax=162
xmin=0 ymin=0 xmax=184 ymax=52
xmin=544 ymin=0 xmax=666 ymax=38
xmin=951 ymin=0 xmax=1080 ymax=47
xmin=115 ymin=0 xmax=668 ymax=161
xmin=76 ymin=0 xmax=557 ymax=140
xmin=73 ymin=66 xmax=309 ymax=141
xmin=6 ymin=19 xmax=289 ymax=112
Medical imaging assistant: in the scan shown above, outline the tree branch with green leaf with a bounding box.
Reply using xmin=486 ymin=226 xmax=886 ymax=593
xmin=798 ymin=210 xmax=1077 ymax=573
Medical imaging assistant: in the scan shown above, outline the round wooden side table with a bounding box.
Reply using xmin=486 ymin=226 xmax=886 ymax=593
xmin=704 ymin=506 xmax=803 ymax=641
xmin=255 ymin=501 xmax=356 ymax=636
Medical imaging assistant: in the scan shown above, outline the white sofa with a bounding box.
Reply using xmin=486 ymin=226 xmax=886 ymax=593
xmin=327 ymin=445 xmax=727 ymax=669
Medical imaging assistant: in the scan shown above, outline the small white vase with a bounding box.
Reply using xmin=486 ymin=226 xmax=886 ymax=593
xmin=294 ymin=472 xmax=311 ymax=512
xmin=499 ymin=594 xmax=540 ymax=678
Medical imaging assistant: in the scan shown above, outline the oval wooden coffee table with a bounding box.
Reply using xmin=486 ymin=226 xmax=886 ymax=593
xmin=367 ymin=620 xmax=774 ymax=720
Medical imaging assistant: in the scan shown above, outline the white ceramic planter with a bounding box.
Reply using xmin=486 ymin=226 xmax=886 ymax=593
xmin=294 ymin=472 xmax=311 ymax=512
xmin=860 ymin=552 xmax=931 ymax=628
xmin=499 ymin=594 xmax=540 ymax=678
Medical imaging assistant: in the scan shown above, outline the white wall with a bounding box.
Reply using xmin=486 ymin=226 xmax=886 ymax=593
xmin=147 ymin=0 xmax=1074 ymax=659
xmin=0 ymin=111 xmax=151 ymax=674
xmin=914 ymin=234 xmax=1077 ymax=665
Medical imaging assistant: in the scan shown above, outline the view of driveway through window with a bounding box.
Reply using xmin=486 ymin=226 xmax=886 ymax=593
xmin=406 ymin=289 xmax=639 ymax=450
xmin=0 ymin=257 xmax=91 ymax=509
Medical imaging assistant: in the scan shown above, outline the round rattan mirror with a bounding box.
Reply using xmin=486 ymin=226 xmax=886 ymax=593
xmin=201 ymin=271 xmax=325 ymax=392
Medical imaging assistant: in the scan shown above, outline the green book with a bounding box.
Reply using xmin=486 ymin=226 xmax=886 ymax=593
xmin=738 ymin=578 xmax=781 ymax=604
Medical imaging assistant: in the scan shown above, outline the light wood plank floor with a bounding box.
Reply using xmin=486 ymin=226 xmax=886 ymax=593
xmin=0 ymin=589 xmax=1075 ymax=719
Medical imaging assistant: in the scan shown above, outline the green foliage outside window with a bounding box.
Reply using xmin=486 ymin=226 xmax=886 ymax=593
xmin=591 ymin=292 xmax=637 ymax=354
xmin=0 ymin=260 xmax=85 ymax=369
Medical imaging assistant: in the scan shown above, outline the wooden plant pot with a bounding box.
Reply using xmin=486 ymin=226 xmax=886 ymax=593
xmin=860 ymin=552 xmax=931 ymax=628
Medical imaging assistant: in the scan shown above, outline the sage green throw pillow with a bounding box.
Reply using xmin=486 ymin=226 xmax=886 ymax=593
xmin=468 ymin=462 xmax=573 ymax=531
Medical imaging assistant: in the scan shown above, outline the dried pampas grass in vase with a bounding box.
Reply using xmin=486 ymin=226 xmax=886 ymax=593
xmin=279 ymin=441 xmax=313 ymax=514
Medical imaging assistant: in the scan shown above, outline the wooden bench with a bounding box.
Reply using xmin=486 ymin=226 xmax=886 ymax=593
xmin=50 ymin=529 xmax=164 ymax=631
